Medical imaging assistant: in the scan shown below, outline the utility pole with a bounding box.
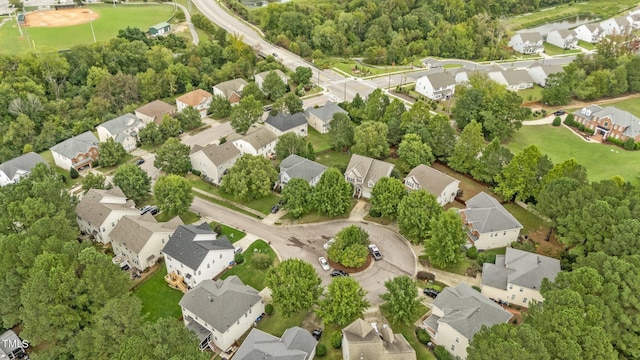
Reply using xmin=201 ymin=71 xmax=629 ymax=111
xmin=89 ymin=19 xmax=96 ymax=43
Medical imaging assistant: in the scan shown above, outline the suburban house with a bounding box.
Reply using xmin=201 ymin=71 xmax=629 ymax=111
xmin=574 ymin=23 xmax=604 ymax=43
xmin=600 ymin=16 xmax=631 ymax=36
xmin=304 ymin=101 xmax=348 ymax=134
xmin=459 ymin=192 xmax=523 ymax=250
xmin=344 ymin=154 xmax=394 ymax=199
xmin=449 ymin=67 xmax=471 ymax=85
xmin=627 ymin=13 xmax=640 ymax=29
xmin=135 ymin=100 xmax=176 ymax=124
xmin=212 ymin=78 xmax=248 ymax=104
xmin=415 ymin=71 xmax=456 ymax=100
xmin=527 ymin=63 xmax=564 ymax=87
xmin=50 ymin=131 xmax=100 ymax=171
xmin=423 ymin=283 xmax=512 ymax=359
xmin=342 ymin=318 xmax=416 ymax=360
xmin=0 ymin=152 xmax=47 ymax=187
xmin=487 ymin=69 xmax=534 ymax=91
xmin=572 ymin=105 xmax=640 ymax=143
xmin=404 ymin=164 xmax=460 ymax=206
xmin=179 ymin=276 xmax=264 ymax=351
xmin=110 ymin=213 xmax=184 ymax=272
xmin=265 ymin=112 xmax=308 ymax=137
xmin=232 ymin=127 xmax=278 ymax=157
xmin=189 ymin=142 xmax=241 ymax=185
xmin=482 ymin=248 xmax=561 ymax=307
xmin=0 ymin=329 xmax=29 ymax=359
xmin=508 ymin=32 xmax=544 ymax=54
xmin=176 ymin=89 xmax=213 ymax=118
xmin=96 ymin=113 xmax=145 ymax=152
xmin=546 ymin=29 xmax=578 ymax=49
xmin=278 ymin=154 xmax=327 ymax=188
xmin=162 ymin=223 xmax=235 ymax=289
xmin=149 ymin=22 xmax=170 ymax=36
xmin=254 ymin=69 xmax=288 ymax=90
xmin=234 ymin=327 xmax=317 ymax=360
xmin=76 ymin=187 xmax=139 ymax=245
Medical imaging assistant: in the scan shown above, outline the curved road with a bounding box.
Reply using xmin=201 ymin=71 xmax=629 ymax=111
xmin=190 ymin=197 xmax=416 ymax=305
xmin=176 ymin=3 xmax=199 ymax=46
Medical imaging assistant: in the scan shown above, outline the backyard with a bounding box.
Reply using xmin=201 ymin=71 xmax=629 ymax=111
xmin=133 ymin=266 xmax=183 ymax=322
xmin=380 ymin=304 xmax=435 ymax=360
xmin=219 ymin=239 xmax=278 ymax=291
xmin=208 ymin=222 xmax=246 ymax=243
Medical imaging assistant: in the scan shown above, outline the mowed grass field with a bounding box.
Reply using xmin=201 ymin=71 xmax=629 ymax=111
xmin=506 ymin=124 xmax=640 ymax=184
xmin=0 ymin=4 xmax=175 ymax=55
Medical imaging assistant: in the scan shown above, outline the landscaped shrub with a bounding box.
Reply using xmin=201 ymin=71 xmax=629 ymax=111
xmin=466 ymin=246 xmax=478 ymax=259
xmin=213 ymin=224 xmax=223 ymax=234
xmin=472 ymin=285 xmax=481 ymax=292
xmin=416 ymin=327 xmax=430 ymax=344
xmin=578 ymin=124 xmax=585 ymax=131
xmin=565 ymin=113 xmax=574 ymax=124
xmin=251 ymin=253 xmax=273 ymax=270
xmin=416 ymin=271 xmax=436 ymax=281
xmin=330 ymin=331 xmax=342 ymax=349
xmin=191 ymin=169 xmax=201 ymax=176
xmin=477 ymin=252 xmax=496 ymax=266
xmin=434 ymin=345 xmax=454 ymax=360
xmin=584 ymin=128 xmax=594 ymax=135
xmin=552 ymin=116 xmax=561 ymax=126
xmin=368 ymin=208 xmax=381 ymax=218
xmin=316 ymin=343 xmax=327 ymax=357
xmin=69 ymin=167 xmax=79 ymax=179
xmin=623 ymin=138 xmax=635 ymax=150
xmin=59 ymin=174 xmax=67 ymax=184
xmin=234 ymin=253 xmax=244 ymax=264
xmin=264 ymin=303 xmax=274 ymax=315
xmin=511 ymin=240 xmax=536 ymax=253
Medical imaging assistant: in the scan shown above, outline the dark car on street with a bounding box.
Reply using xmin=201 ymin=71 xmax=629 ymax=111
xmin=330 ymin=269 xmax=349 ymax=277
xmin=312 ymin=329 xmax=323 ymax=341
xmin=423 ymin=288 xmax=440 ymax=298
xmin=135 ymin=159 xmax=145 ymax=166
xmin=270 ymin=204 xmax=280 ymax=214
xmin=553 ymin=110 xmax=566 ymax=116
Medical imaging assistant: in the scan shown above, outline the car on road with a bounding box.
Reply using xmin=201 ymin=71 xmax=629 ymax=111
xmin=270 ymin=204 xmax=280 ymax=214
xmin=553 ymin=110 xmax=566 ymax=116
xmin=272 ymin=52 xmax=278 ymax=57
xmin=312 ymin=329 xmax=323 ymax=341
xmin=330 ymin=269 xmax=349 ymax=277
xmin=140 ymin=205 xmax=159 ymax=216
xmin=423 ymin=288 xmax=440 ymax=298
xmin=368 ymin=244 xmax=383 ymax=260
xmin=323 ymin=238 xmax=335 ymax=250
xmin=318 ymin=257 xmax=330 ymax=271
xmin=135 ymin=159 xmax=145 ymax=166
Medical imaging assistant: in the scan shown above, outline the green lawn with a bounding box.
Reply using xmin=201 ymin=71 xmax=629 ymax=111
xmin=606 ymin=97 xmax=640 ymax=115
xmin=433 ymin=258 xmax=475 ymax=276
xmin=133 ymin=266 xmax=184 ymax=322
xmin=308 ymin=127 xmax=332 ymax=153
xmin=380 ymin=304 xmax=435 ymax=360
xmin=96 ymin=154 xmax=134 ymax=174
xmin=506 ymin=125 xmax=640 ymax=183
xmin=543 ymin=43 xmax=580 ymax=56
xmin=156 ymin=209 xmax=200 ymax=224
xmin=208 ymin=222 xmax=246 ymax=243
xmin=332 ymin=58 xmax=413 ymax=77
xmin=314 ymin=151 xmax=351 ymax=170
xmin=38 ymin=149 xmax=82 ymax=188
xmin=503 ymin=203 xmax=548 ymax=235
xmin=578 ymin=40 xmax=596 ymax=50
xmin=0 ymin=4 xmax=176 ymax=55
xmin=519 ymin=85 xmax=543 ymax=103
xmin=280 ymin=199 xmax=356 ymax=224
xmin=219 ymin=239 xmax=278 ymax=291
xmin=257 ymin=310 xmax=310 ymax=337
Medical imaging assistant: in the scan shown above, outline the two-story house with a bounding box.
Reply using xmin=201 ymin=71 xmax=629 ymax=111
xmin=254 ymin=69 xmax=288 ymax=91
xmin=342 ymin=319 xmax=416 ymax=360
xmin=423 ymin=283 xmax=512 ymax=359
xmin=0 ymin=152 xmax=47 ymax=187
xmin=344 ymin=154 xmax=394 ymax=199
xmin=179 ymin=276 xmax=264 ymax=351
xmin=264 ymin=112 xmax=308 ymax=137
xmin=482 ymin=248 xmax=561 ymax=307
xmin=50 ymin=131 xmax=100 ymax=171
xmin=600 ymin=16 xmax=631 ymax=36
xmin=509 ymin=32 xmax=544 ymax=54
xmin=162 ymin=223 xmax=235 ymax=289
xmin=572 ymin=105 xmax=640 ymax=143
xmin=232 ymin=127 xmax=279 ymax=158
xmin=278 ymin=154 xmax=327 ymax=189
xmin=189 ymin=142 xmax=242 ymax=185
xmin=574 ymin=23 xmax=604 ymax=43
xmin=459 ymin=192 xmax=523 ymax=250
xmin=110 ymin=213 xmax=184 ymax=271
xmin=415 ymin=71 xmax=456 ymax=100
xmin=176 ymin=89 xmax=213 ymax=118
xmin=212 ymin=79 xmax=248 ymax=104
xmin=135 ymin=100 xmax=176 ymax=125
xmin=404 ymin=164 xmax=460 ymax=206
xmin=76 ymin=187 xmax=139 ymax=244
xmin=235 ymin=327 xmax=317 ymax=360
xmin=487 ymin=69 xmax=534 ymax=91
xmin=545 ymin=29 xmax=578 ymax=49
xmin=97 ymin=113 xmax=146 ymax=152
xmin=304 ymin=101 xmax=348 ymax=134
xmin=527 ymin=62 xmax=564 ymax=87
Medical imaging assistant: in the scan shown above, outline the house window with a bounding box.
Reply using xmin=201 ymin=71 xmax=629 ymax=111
xmin=456 ymin=337 xmax=459 ymax=343
xmin=511 ymin=294 xmax=516 ymax=300
xmin=219 ymin=254 xmax=223 ymax=259
xmin=523 ymin=298 xmax=528 ymax=303
xmin=451 ymin=345 xmax=455 ymax=351
xmin=509 ymin=285 xmax=513 ymax=289
xmin=198 ymin=270 xmax=201 ymax=275
xmin=503 ymin=231 xmax=506 ymax=235
xmin=207 ymin=263 xmax=210 ymax=269
xmin=604 ymin=122 xmax=608 ymax=127
xmin=520 ymin=287 xmax=524 ymax=292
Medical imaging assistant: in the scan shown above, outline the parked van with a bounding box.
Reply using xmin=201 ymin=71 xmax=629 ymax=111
xmin=234 ymin=246 xmax=243 ymax=254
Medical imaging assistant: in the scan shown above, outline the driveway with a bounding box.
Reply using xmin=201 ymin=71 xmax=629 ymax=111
xmin=190 ymin=197 xmax=416 ymax=304
xmin=181 ymin=121 xmax=234 ymax=148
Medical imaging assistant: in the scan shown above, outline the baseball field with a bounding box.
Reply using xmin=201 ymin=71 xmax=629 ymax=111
xmin=0 ymin=4 xmax=175 ymax=54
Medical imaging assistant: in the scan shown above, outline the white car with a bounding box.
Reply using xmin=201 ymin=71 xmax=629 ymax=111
xmin=368 ymin=244 xmax=383 ymax=261
xmin=323 ymin=238 xmax=335 ymax=251
xmin=318 ymin=257 xmax=330 ymax=271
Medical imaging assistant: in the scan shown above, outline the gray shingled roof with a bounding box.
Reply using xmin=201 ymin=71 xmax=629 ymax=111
xmin=590 ymin=106 xmax=640 ymax=138
xmin=237 ymin=127 xmax=278 ymax=151
xmin=461 ymin=192 xmax=522 ymax=233
xmin=482 ymin=248 xmax=561 ymax=290
xmin=179 ymin=276 xmax=262 ymax=332
xmin=234 ymin=327 xmax=317 ymax=360
xmin=76 ymin=187 xmax=137 ymax=227
xmin=162 ymin=223 xmax=233 ymax=270
xmin=255 ymin=69 xmax=287 ymax=82
xmin=191 ymin=142 xmax=241 ymax=166
xmin=110 ymin=214 xmax=183 ymax=253
xmin=135 ymin=100 xmax=176 ymax=122
xmin=501 ymin=69 xmax=534 ymax=86
xmin=265 ymin=112 xmax=307 ymax=132
xmin=0 ymin=330 xmax=23 ymax=356
xmin=280 ymin=154 xmax=327 ymax=183
xmin=428 ymin=283 xmax=512 ymax=339
xmin=345 ymin=154 xmax=394 ymax=186
xmin=50 ymin=131 xmax=99 ymax=159
xmin=0 ymin=152 xmax=47 ymax=181
xmin=550 ymin=29 xmax=575 ymax=39
xmin=572 ymin=104 xmax=603 ymax=121
xmin=405 ymin=164 xmax=459 ymax=197
xmin=342 ymin=318 xmax=381 ymax=343
xmin=214 ymin=79 xmax=248 ymax=98
xmin=423 ymin=71 xmax=456 ymax=89
xmin=534 ymin=64 xmax=564 ymax=76
xmin=516 ymin=31 xmax=542 ymax=43
xmin=99 ymin=113 xmax=143 ymax=135
xmin=304 ymin=101 xmax=347 ymax=121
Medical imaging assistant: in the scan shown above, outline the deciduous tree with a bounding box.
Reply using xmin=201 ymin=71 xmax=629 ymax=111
xmin=281 ymin=178 xmax=312 ymax=219
xmin=312 ymin=168 xmax=353 ymax=216
xmin=495 ymin=145 xmax=552 ymax=202
xmin=262 ymin=70 xmax=288 ymax=101
xmin=380 ymin=275 xmax=420 ymax=324
xmin=266 ymin=259 xmax=323 ymax=317
xmin=275 ymin=133 xmax=310 ymax=160
xmin=154 ymin=137 xmax=191 ymax=175
xmin=362 ymin=88 xmax=389 ymax=122
xmin=328 ymin=112 xmax=355 ymax=151
xmin=397 ymin=190 xmax=442 ymax=243
xmin=210 ymin=95 xmax=232 ymax=118
xmin=397 ymin=133 xmax=435 ymax=168
xmin=98 ymin=138 xmax=127 ymax=167
xmin=469 ymin=137 xmax=513 ymax=185
xmin=370 ymin=177 xmax=406 ymax=217
xmin=468 ymin=324 xmax=549 ymax=360
xmin=292 ymin=66 xmax=313 ymax=85
xmin=449 ymin=120 xmax=485 ymax=174
xmin=81 ymin=172 xmax=106 ymax=193
xmin=424 ymin=210 xmax=466 ymax=268
xmin=112 ymin=164 xmax=151 ymax=204
xmin=221 ymin=154 xmax=278 ymax=201
xmin=154 ymin=175 xmax=193 ymax=216
xmin=318 ymin=277 xmax=369 ymax=326
xmin=230 ymin=95 xmax=263 ymax=134
xmin=328 ymin=225 xmax=370 ymax=268
xmin=139 ymin=122 xmax=165 ymax=146
xmin=159 ymin=115 xmax=182 ymax=138
xmin=175 ymin=105 xmax=203 ymax=130
xmin=352 ymin=121 xmax=389 ymax=159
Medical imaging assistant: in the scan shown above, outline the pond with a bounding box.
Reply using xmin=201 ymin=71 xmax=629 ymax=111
xmin=240 ymin=0 xmax=290 ymax=9
xmin=518 ymin=15 xmax=599 ymax=35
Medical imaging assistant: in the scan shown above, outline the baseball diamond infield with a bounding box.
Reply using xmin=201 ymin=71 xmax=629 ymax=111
xmin=25 ymin=8 xmax=99 ymax=27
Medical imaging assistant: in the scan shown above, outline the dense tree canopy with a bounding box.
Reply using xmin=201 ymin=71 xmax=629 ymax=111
xmin=154 ymin=137 xmax=192 ymax=175
xmin=266 ymin=259 xmax=323 ymax=317
xmin=370 ymin=177 xmax=406 ymax=217
xmin=318 ymin=277 xmax=369 ymax=326
xmin=424 ymin=210 xmax=467 ymax=268
xmin=495 ymin=145 xmax=552 ymax=202
xmin=397 ymin=189 xmax=442 ymax=243
xmin=113 ymin=163 xmax=151 ymax=204
xmin=352 ymin=121 xmax=389 ymax=159
xmin=328 ymin=112 xmax=355 ymax=151
xmin=281 ymin=178 xmax=312 ymax=219
xmin=221 ymin=154 xmax=278 ymax=201
xmin=154 ymin=175 xmax=193 ymax=217
xmin=328 ymin=225 xmax=370 ymax=268
xmin=98 ymin=138 xmax=127 ymax=167
xmin=380 ymin=275 xmax=421 ymax=324
xmin=312 ymin=168 xmax=353 ymax=216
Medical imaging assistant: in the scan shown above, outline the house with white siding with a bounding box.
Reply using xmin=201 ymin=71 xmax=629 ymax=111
xmin=189 ymin=142 xmax=241 ymax=185
xmin=135 ymin=100 xmax=176 ymax=125
xmin=509 ymin=32 xmax=544 ymax=54
xmin=50 ymin=131 xmax=100 ymax=171
xmin=278 ymin=154 xmax=327 ymax=188
xmin=459 ymin=192 xmax=523 ymax=250
xmin=235 ymin=327 xmax=317 ymax=360
xmin=415 ymin=71 xmax=456 ymax=100
xmin=176 ymin=89 xmax=213 ymax=118
xmin=232 ymin=127 xmax=278 ymax=158
xmin=304 ymin=101 xmax=348 ymax=134
xmin=404 ymin=164 xmax=459 ymax=206
xmin=545 ymin=29 xmax=578 ymax=49
xmin=0 ymin=152 xmax=47 ymax=187
xmin=265 ymin=112 xmax=308 ymax=137
xmin=344 ymin=154 xmax=394 ymax=199
xmin=574 ymin=23 xmax=604 ymax=43
xmin=97 ymin=113 xmax=145 ymax=152
xmin=528 ymin=63 xmax=564 ymax=87
xmin=76 ymin=187 xmax=139 ymax=244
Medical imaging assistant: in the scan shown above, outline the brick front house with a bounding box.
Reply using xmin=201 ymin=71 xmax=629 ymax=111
xmin=572 ymin=105 xmax=640 ymax=143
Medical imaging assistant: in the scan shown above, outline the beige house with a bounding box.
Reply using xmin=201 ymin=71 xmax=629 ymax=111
xmin=189 ymin=142 xmax=241 ymax=185
xmin=176 ymin=89 xmax=213 ymax=118
xmin=76 ymin=187 xmax=139 ymax=244
xmin=304 ymin=101 xmax=348 ymax=134
xmin=344 ymin=154 xmax=394 ymax=199
xmin=459 ymin=192 xmax=523 ymax=250
xmin=135 ymin=100 xmax=177 ymax=124
xmin=482 ymin=248 xmax=561 ymax=307
xmin=423 ymin=283 xmax=512 ymax=359
xmin=232 ymin=127 xmax=278 ymax=157
xmin=110 ymin=214 xmax=183 ymax=271
xmin=254 ymin=69 xmax=288 ymax=90
xmin=234 ymin=327 xmax=317 ymax=360
xmin=212 ymin=79 xmax=248 ymax=104
xmin=342 ymin=319 xmax=415 ymax=360
xmin=264 ymin=112 xmax=308 ymax=137
xmin=404 ymin=164 xmax=459 ymax=206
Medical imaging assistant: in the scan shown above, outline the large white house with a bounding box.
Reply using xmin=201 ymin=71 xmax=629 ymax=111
xmin=135 ymin=100 xmax=176 ymax=125
xmin=344 ymin=154 xmax=394 ymax=199
xmin=232 ymin=127 xmax=278 ymax=157
xmin=278 ymin=154 xmax=327 ymax=188
xmin=176 ymin=89 xmax=213 ymax=118
xmin=509 ymin=32 xmax=544 ymax=54
xmin=574 ymin=23 xmax=604 ymax=43
xmin=254 ymin=69 xmax=288 ymax=91
xmin=415 ymin=71 xmax=456 ymax=100
xmin=487 ymin=69 xmax=534 ymax=91
xmin=76 ymin=187 xmax=139 ymax=244
xmin=545 ymin=29 xmax=578 ymax=49
xmin=304 ymin=101 xmax=348 ymax=134
xmin=528 ymin=63 xmax=564 ymax=87
xmin=342 ymin=319 xmax=416 ymax=360
xmin=481 ymin=248 xmax=561 ymax=308
xmin=50 ymin=131 xmax=100 ymax=171
xmin=264 ymin=112 xmax=308 ymax=137
xmin=179 ymin=276 xmax=264 ymax=351
xmin=0 ymin=152 xmax=47 ymax=187
xmin=97 ymin=113 xmax=145 ymax=152
xmin=110 ymin=214 xmax=184 ymax=271
xmin=189 ymin=142 xmax=241 ymax=185
xmin=404 ymin=164 xmax=459 ymax=206
xmin=234 ymin=327 xmax=317 ymax=360
xmin=459 ymin=192 xmax=523 ymax=250
xmin=423 ymin=283 xmax=512 ymax=359
xmin=600 ymin=16 xmax=631 ymax=36
xmin=162 ymin=223 xmax=235 ymax=289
